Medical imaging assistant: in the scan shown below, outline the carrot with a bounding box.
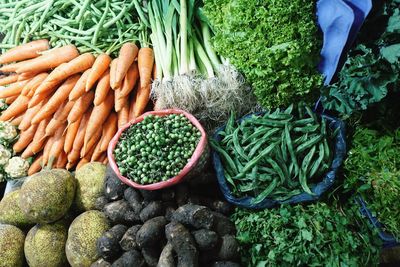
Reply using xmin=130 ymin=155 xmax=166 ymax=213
xmin=21 ymin=73 xmax=48 ymax=96
xmin=49 ymin=124 xmax=66 ymax=161
xmin=133 ymin=80 xmax=151 ymax=118
xmin=32 ymin=74 xmax=80 ymax=124
xmin=44 ymin=53 xmax=95 ymax=84
xmin=31 ymin=118 xmax=50 ymax=154
xmin=115 ymin=43 xmax=139 ymax=87
xmin=0 ymin=80 xmax=28 ymax=98
xmin=42 ymin=136 xmax=54 ymax=166
xmin=10 ymin=114 xmax=24 ymax=126
xmin=0 ymin=39 xmax=50 ymax=64
xmin=81 ymin=126 xmax=102 ymax=157
xmin=100 ymin=153 xmax=108 ymax=164
xmin=86 ymin=53 xmax=112 ymax=92
xmin=44 ymin=119 xmax=64 ymax=138
xmin=0 ymin=94 xmax=30 ymax=121
xmin=93 ymin=69 xmax=110 ymax=106
xmin=109 ymin=58 xmax=118 ymax=89
xmin=67 ymin=91 xmax=94 ymax=125
xmin=69 ymin=68 xmax=91 ymax=101
xmin=54 ymin=100 xmax=75 ymax=121
xmin=64 ymin=116 xmax=82 ymax=153
xmin=28 ymin=89 xmax=53 ymax=108
xmin=118 ymin=102 xmax=130 ymax=129
xmin=67 ymin=108 xmax=92 ymax=165
xmin=114 ymin=88 xmax=127 ymax=112
xmin=19 ymin=102 xmax=44 ymax=131
xmin=76 ymin=158 xmax=90 ymax=170
xmin=91 ymin=141 xmax=103 ymax=162
xmin=100 ymin=112 xmax=118 ymax=151
xmin=5 ymin=96 xmax=18 ymax=105
xmin=16 ymin=45 xmax=79 ymax=74
xmin=34 ymin=62 xmax=69 ymax=95
xmin=56 ymin=151 xmax=68 ymax=169
xmin=83 ymin=92 xmax=114 ymax=152
xmin=137 ymin=47 xmax=154 ymax=96
xmin=13 ymin=124 xmax=38 ymax=153
xmin=28 ymin=154 xmax=43 ymax=176
xmin=128 ymin=87 xmax=138 ymax=121
xmin=119 ymin=62 xmax=138 ymax=98
xmin=21 ymin=142 xmax=35 ymax=159
xmin=18 ymin=72 xmax=37 ymax=81
xmin=0 ymin=74 xmax=18 ymax=86
xmin=152 ymin=63 xmax=157 ymax=80
xmin=0 ymin=58 xmax=35 ymax=73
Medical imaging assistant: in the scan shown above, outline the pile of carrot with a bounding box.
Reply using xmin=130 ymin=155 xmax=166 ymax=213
xmin=0 ymin=39 xmax=155 ymax=175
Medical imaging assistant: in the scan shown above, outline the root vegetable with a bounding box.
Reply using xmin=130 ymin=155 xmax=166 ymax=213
xmin=111 ymin=250 xmax=145 ymax=267
xmin=161 ymin=189 xmax=175 ymax=202
xmin=140 ymin=201 xmax=164 ymax=222
xmin=211 ymin=212 xmax=236 ymax=236
xmin=165 ymin=222 xmax=198 ymax=267
xmin=119 ymin=225 xmax=142 ymax=251
xmin=192 ymin=229 xmax=219 ymax=251
xmin=136 ymin=216 xmax=167 ymax=248
xmin=200 ymin=199 xmax=233 ymax=216
xmin=95 ymin=196 xmax=109 ymax=211
xmin=175 ymin=184 xmax=189 ymax=206
xmin=91 ymin=259 xmax=112 ymax=267
xmin=124 ymin=188 xmax=143 ymax=214
xmin=157 ymin=243 xmax=175 ymax=267
xmin=217 ymin=235 xmax=239 ymax=261
xmin=104 ymin=165 xmax=127 ymax=201
xmin=211 ymin=261 xmax=241 ymax=267
xmin=97 ymin=224 xmax=128 ymax=261
xmin=142 ymin=246 xmax=162 ymax=267
xmin=172 ymin=204 xmax=214 ymax=230
xmin=139 ymin=189 xmax=160 ymax=201
xmin=103 ymin=200 xmax=140 ymax=224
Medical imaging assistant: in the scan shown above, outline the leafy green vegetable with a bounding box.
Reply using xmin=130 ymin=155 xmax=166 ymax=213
xmin=344 ymin=127 xmax=400 ymax=239
xmin=321 ymin=1 xmax=400 ymax=116
xmin=204 ymin=0 xmax=323 ymax=108
xmin=232 ymin=202 xmax=381 ymax=267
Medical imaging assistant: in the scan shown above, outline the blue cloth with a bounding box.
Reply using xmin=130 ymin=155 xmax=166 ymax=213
xmin=211 ymin=113 xmax=347 ymax=209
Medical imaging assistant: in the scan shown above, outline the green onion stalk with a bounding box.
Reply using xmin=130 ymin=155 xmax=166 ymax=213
xmin=136 ymin=0 xmax=257 ymax=131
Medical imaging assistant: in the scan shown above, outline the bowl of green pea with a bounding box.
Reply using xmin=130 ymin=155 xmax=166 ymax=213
xmin=108 ymin=109 xmax=208 ymax=190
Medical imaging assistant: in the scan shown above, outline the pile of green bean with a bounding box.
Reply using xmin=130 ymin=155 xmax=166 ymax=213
xmin=211 ymin=104 xmax=334 ymax=204
xmin=0 ymin=0 xmax=147 ymax=54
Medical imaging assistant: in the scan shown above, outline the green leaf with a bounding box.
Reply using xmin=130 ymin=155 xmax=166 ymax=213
xmin=380 ymin=44 xmax=400 ymax=64
xmin=301 ymin=229 xmax=313 ymax=241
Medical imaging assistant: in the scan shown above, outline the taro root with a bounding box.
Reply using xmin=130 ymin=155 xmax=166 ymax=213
xmin=104 ymin=165 xmax=127 ymax=201
xmin=97 ymin=224 xmax=128 ymax=261
xmin=192 ymin=229 xmax=219 ymax=251
xmin=211 ymin=212 xmax=236 ymax=236
xmin=123 ymin=188 xmax=143 ymax=214
xmin=111 ymin=250 xmax=145 ymax=267
xmin=119 ymin=225 xmax=142 ymax=251
xmin=171 ymin=204 xmax=214 ymax=229
xmin=136 ymin=216 xmax=167 ymax=248
xmin=217 ymin=235 xmax=240 ymax=261
xmin=103 ymin=200 xmax=140 ymax=224
xmin=140 ymin=201 xmax=164 ymax=222
xmin=157 ymin=243 xmax=175 ymax=267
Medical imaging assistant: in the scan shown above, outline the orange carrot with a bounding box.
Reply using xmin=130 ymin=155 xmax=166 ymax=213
xmin=99 ymin=153 xmax=108 ymax=164
xmin=21 ymin=73 xmax=48 ymax=96
xmin=85 ymin=53 xmax=112 ymax=91
xmin=133 ymin=81 xmax=151 ymax=118
xmin=0 ymin=80 xmax=28 ymax=98
xmin=16 ymin=45 xmax=79 ymax=74
xmin=0 ymin=39 xmax=50 ymax=64
xmin=54 ymin=100 xmax=75 ymax=121
xmin=64 ymin=116 xmax=82 ymax=153
xmin=67 ymin=91 xmax=94 ymax=125
xmin=91 ymin=141 xmax=103 ymax=162
xmin=119 ymin=62 xmax=138 ymax=98
xmin=56 ymin=151 xmax=68 ymax=169
xmin=18 ymin=72 xmax=37 ymax=81
xmin=18 ymin=102 xmax=44 ymax=131
xmin=28 ymin=154 xmax=43 ymax=176
xmin=28 ymin=89 xmax=53 ymax=108
xmin=152 ymin=62 xmax=157 ymax=80
xmin=0 ymin=74 xmax=18 ymax=86
xmin=31 ymin=118 xmax=50 ymax=154
xmin=42 ymin=136 xmax=54 ymax=166
xmin=83 ymin=92 xmax=114 ymax=152
xmin=49 ymin=124 xmax=66 ymax=161
xmin=5 ymin=96 xmax=18 ymax=105
xmin=69 ymin=68 xmax=91 ymax=101
xmin=32 ymin=74 xmax=80 ymax=124
xmin=21 ymin=142 xmax=35 ymax=159
xmin=0 ymin=58 xmax=35 ymax=73
xmin=13 ymin=124 xmax=38 ymax=153
xmin=114 ymin=88 xmax=127 ymax=112
xmin=109 ymin=58 xmax=118 ymax=89
xmin=100 ymin=112 xmax=118 ymax=151
xmin=138 ymin=47 xmax=154 ymax=94
xmin=81 ymin=126 xmax=102 ymax=157
xmin=34 ymin=62 xmax=69 ymax=95
xmin=128 ymin=87 xmax=138 ymax=121
xmin=118 ymin=102 xmax=130 ymax=129
xmin=44 ymin=53 xmax=95 ymax=84
xmin=10 ymin=114 xmax=24 ymax=126
xmin=67 ymin=108 xmax=92 ymax=165
xmin=0 ymin=94 xmax=30 ymax=121
xmin=93 ymin=69 xmax=110 ymax=106
xmin=44 ymin=119 xmax=64 ymax=138
xmin=76 ymin=158 xmax=90 ymax=170
xmin=115 ymin=43 xmax=139 ymax=87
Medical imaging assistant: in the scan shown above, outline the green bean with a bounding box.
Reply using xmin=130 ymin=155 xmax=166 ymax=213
xmin=225 ymin=112 xmax=235 ymax=135
xmin=284 ymin=104 xmax=294 ymax=114
xmin=280 ymin=131 xmax=288 ymax=162
xmin=242 ymin=126 xmax=270 ymax=144
xmin=258 ymin=174 xmax=274 ymax=182
xmin=90 ymin=4 xmax=103 ymax=17
xmin=233 ymin=128 xmax=248 ymax=161
xmin=244 ymin=128 xmax=280 ymax=152
xmin=266 ymin=113 xmax=293 ymax=120
xmin=296 ymin=134 xmax=323 ymax=154
xmin=254 ymin=118 xmax=290 ymax=128
xmin=299 ymin=169 xmax=313 ymax=195
xmin=251 ymin=178 xmax=278 ymax=204
xmin=293 ymin=118 xmax=314 ymax=126
xmin=224 ymin=172 xmax=236 ymax=188
xmin=293 ymin=124 xmax=319 ymax=133
xmin=272 ymin=189 xmax=302 ymax=201
xmin=309 ymin=143 xmax=325 ymax=178
xmin=266 ymin=158 xmax=286 ymax=184
xmin=239 ymin=142 xmax=278 ymax=175
xmin=92 ymin=0 xmax=110 ymax=45
xmin=259 ymin=166 xmax=276 ymax=175
xmin=104 ymin=5 xmax=127 ymax=28
xmin=14 ymin=18 xmax=26 ymax=45
xmin=76 ymin=0 xmax=91 ymax=21
xmin=302 ymin=145 xmax=316 ymax=176
xmin=210 ymin=141 xmax=238 ymax=174
xmin=305 ymin=105 xmax=318 ymax=123
xmin=285 ymin=124 xmax=299 ymax=176
xmin=247 ymin=128 xmax=280 ymax=157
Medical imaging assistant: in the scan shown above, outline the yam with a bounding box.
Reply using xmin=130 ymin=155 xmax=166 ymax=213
xmin=119 ymin=225 xmax=142 ymax=251
xmin=211 ymin=212 xmax=236 ymax=236
xmin=104 ymin=165 xmax=127 ymax=201
xmin=165 ymin=222 xmax=198 ymax=267
xmin=175 ymin=184 xmax=189 ymax=206
xmin=103 ymin=200 xmax=140 ymax=224
xmin=97 ymin=224 xmax=128 ymax=261
xmin=171 ymin=204 xmax=214 ymax=229
xmin=192 ymin=229 xmax=219 ymax=251
xmin=142 ymin=246 xmax=162 ymax=267
xmin=111 ymin=250 xmax=145 ymax=267
xmin=95 ymin=196 xmax=109 ymax=211
xmin=136 ymin=216 xmax=167 ymax=248
xmin=217 ymin=235 xmax=240 ymax=261
xmin=90 ymin=259 xmax=112 ymax=267
xmin=161 ymin=189 xmax=175 ymax=201
xmin=211 ymin=261 xmax=241 ymax=267
xmin=140 ymin=201 xmax=164 ymax=222
xmin=157 ymin=243 xmax=175 ymax=267
xmin=200 ymin=199 xmax=233 ymax=216
xmin=123 ymin=187 xmax=143 ymax=213
xmin=139 ymin=189 xmax=160 ymax=201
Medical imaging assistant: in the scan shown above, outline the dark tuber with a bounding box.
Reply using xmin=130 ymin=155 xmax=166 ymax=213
xmin=124 ymin=187 xmax=144 ymax=214
xmin=217 ymin=235 xmax=240 ymax=261
xmin=175 ymin=184 xmax=189 ymax=206
xmin=111 ymin=250 xmax=146 ymax=267
xmin=165 ymin=222 xmax=198 ymax=267
xmin=139 ymin=189 xmax=160 ymax=201
xmin=140 ymin=201 xmax=165 ymax=222
xmin=157 ymin=243 xmax=175 ymax=267
xmin=97 ymin=224 xmax=128 ymax=261
xmin=142 ymin=246 xmax=162 ymax=267
xmin=119 ymin=225 xmax=142 ymax=251
xmin=136 ymin=216 xmax=167 ymax=248
xmin=91 ymin=258 xmax=112 ymax=267
xmin=103 ymin=200 xmax=140 ymax=224
xmin=172 ymin=204 xmax=214 ymax=229
xmin=192 ymin=229 xmax=219 ymax=251
xmin=95 ymin=196 xmax=109 ymax=211
xmin=211 ymin=212 xmax=236 ymax=236
xmin=104 ymin=165 xmax=127 ymax=201
xmin=211 ymin=261 xmax=241 ymax=267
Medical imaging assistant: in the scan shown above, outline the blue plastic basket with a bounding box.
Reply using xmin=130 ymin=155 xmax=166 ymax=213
xmin=211 ymin=112 xmax=347 ymax=209
xmin=356 ymin=196 xmax=399 ymax=248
